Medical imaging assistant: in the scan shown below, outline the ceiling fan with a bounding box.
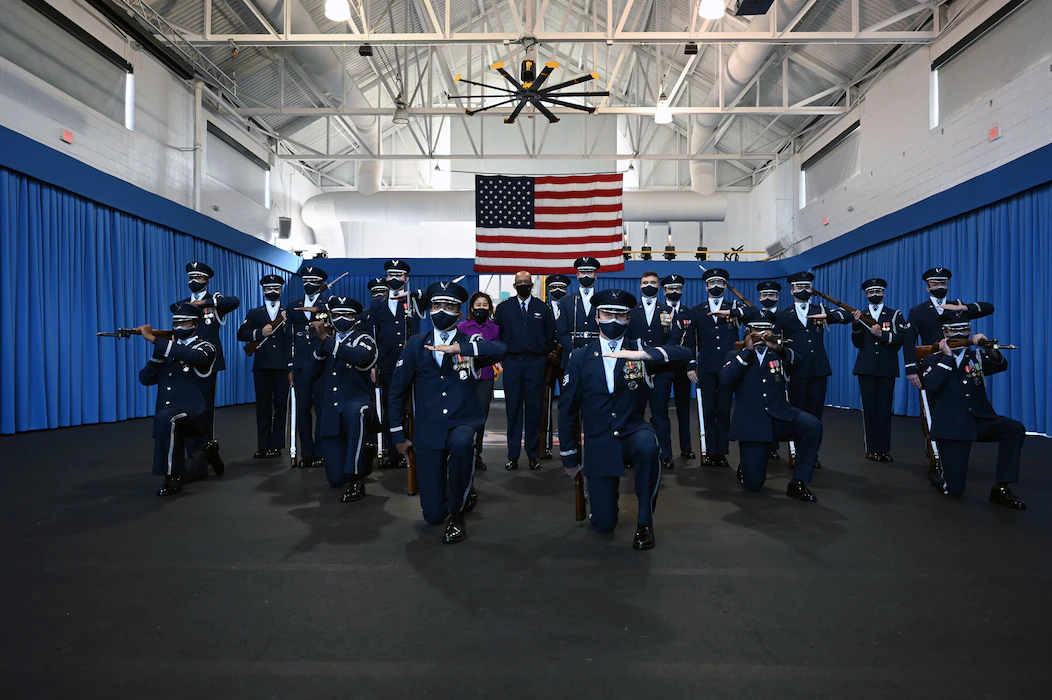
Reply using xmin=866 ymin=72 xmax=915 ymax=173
xmin=455 ymin=60 xmax=609 ymax=124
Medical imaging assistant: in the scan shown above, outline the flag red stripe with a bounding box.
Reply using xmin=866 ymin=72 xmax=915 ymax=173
xmin=534 ymin=219 xmax=623 ymax=230
xmin=534 ymin=173 xmax=623 ymax=185
xmin=474 ymin=262 xmax=627 ymax=274
xmin=534 ymin=203 xmax=623 ymax=215
xmin=534 ymin=188 xmax=623 ymax=200
xmin=477 ymin=249 xmax=622 ymax=260
xmin=476 ymin=233 xmax=622 ymax=245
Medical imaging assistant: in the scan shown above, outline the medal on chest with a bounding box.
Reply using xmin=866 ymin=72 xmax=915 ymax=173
xmin=623 ymin=360 xmax=644 ymax=383
xmin=659 ymin=311 xmax=672 ymax=330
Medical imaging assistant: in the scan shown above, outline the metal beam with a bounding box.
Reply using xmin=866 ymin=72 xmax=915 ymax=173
xmin=276 ymin=152 xmax=780 ymax=161
xmin=234 ymin=106 xmax=849 ymax=116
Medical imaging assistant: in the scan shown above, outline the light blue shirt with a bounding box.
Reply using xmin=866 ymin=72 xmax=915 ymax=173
xmin=602 ymin=336 xmax=624 ymax=394
xmin=433 ymin=328 xmax=453 ymax=366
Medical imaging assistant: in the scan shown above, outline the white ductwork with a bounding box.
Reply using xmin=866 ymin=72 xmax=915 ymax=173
xmin=301 ymin=190 xmax=727 ymax=229
xmin=253 ymin=0 xmax=382 ymax=195
xmin=689 ymin=0 xmax=810 ymax=195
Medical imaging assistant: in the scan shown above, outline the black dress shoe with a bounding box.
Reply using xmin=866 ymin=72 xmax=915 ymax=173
xmin=253 ymin=450 xmax=267 ymax=459
xmin=156 ymin=475 xmax=182 ymax=497
xmin=680 ymin=450 xmax=696 ymax=460
xmin=528 ymin=459 xmax=541 ymax=471
xmin=786 ymin=479 xmax=817 ymax=502
xmin=625 ymin=461 xmax=634 ymax=469
xmin=542 ymin=450 xmax=553 ymax=460
xmin=661 ymin=458 xmax=674 ymax=470
xmin=205 ymin=440 xmax=224 ymax=476
xmin=265 ymin=448 xmax=282 ymax=458
xmin=633 ymin=524 xmax=655 ymax=550
xmin=444 ymin=513 xmax=466 ymax=544
xmin=813 ymin=459 xmax=822 ymax=470
xmin=928 ymin=462 xmax=946 ymax=491
xmin=712 ymin=455 xmax=729 ymax=468
xmin=475 ymin=458 xmax=488 ymax=471
xmin=464 ymin=488 xmax=478 ymax=513
xmin=881 ymin=453 xmax=894 ymax=462
xmin=505 ymin=459 xmax=519 ymax=471
xmin=768 ymin=449 xmax=781 ymax=460
xmin=990 ymin=484 xmax=1026 ymax=510
xmin=341 ymin=479 xmax=365 ymax=503
xmin=866 ymin=452 xmax=881 ymax=462
xmin=737 ymin=466 xmax=744 ymax=485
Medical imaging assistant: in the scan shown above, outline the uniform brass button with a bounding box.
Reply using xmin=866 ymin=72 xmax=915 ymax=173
xmin=440 ymin=376 xmax=444 ymax=380
xmin=332 ymin=372 xmax=337 ymax=376
xmin=442 ymin=392 xmax=447 ymax=397
xmin=611 ymin=412 xmax=617 ymax=417
xmin=165 ymin=401 xmax=170 ymax=406
xmin=334 ymin=402 xmax=338 ymax=406
xmin=762 ymin=393 xmax=767 ymax=398
xmin=613 ymin=431 xmax=619 ymax=436
xmin=333 ymin=387 xmax=338 ymax=391
xmin=442 ymin=409 xmax=448 ymax=415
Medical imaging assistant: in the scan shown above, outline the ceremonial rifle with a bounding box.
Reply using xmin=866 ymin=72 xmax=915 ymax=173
xmin=574 ymin=473 xmax=587 ymax=521
xmin=244 ymin=312 xmax=286 ymax=356
xmin=98 ymin=328 xmax=174 ymax=341
xmin=915 ymin=338 xmax=1017 ymax=357
xmin=809 ymin=289 xmax=878 ymax=328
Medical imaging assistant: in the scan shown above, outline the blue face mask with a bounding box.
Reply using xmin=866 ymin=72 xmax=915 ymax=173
xmin=332 ymin=317 xmax=356 ymax=333
xmin=173 ymin=325 xmax=196 ymax=340
xmin=599 ymin=319 xmax=628 ymax=340
xmin=431 ymin=310 xmax=459 ymax=331
xmin=188 ymin=280 xmax=208 ymax=294
xmin=304 ymin=283 xmax=322 ymax=296
xmin=387 ymin=277 xmax=405 ymax=291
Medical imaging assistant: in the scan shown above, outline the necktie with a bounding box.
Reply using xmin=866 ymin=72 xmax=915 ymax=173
xmin=522 ymin=299 xmax=528 ymax=322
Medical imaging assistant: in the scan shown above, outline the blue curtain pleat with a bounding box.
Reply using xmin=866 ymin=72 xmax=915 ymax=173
xmin=0 ymin=166 xmax=288 ymax=434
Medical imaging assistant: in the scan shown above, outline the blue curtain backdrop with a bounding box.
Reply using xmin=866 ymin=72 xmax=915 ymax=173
xmin=0 ymin=167 xmax=288 ymax=434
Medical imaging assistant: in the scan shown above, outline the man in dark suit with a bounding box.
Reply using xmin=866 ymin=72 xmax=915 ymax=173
xmin=919 ymin=310 xmax=1025 ymax=508
xmin=286 ymin=265 xmax=331 ymax=469
xmin=683 ymin=268 xmax=744 ymax=467
xmin=719 ymin=308 xmax=820 ymax=502
xmin=662 ymin=274 xmax=695 ymax=460
xmin=775 ymin=271 xmax=853 ymax=468
xmin=369 ymin=260 xmax=422 ymax=468
xmin=559 ymin=289 xmax=692 ymax=550
xmin=493 ymin=270 xmax=556 ymax=470
xmin=237 ymin=275 xmax=291 ymax=459
xmin=138 ymin=302 xmax=220 ymax=497
xmin=306 ymin=296 xmax=379 ymax=502
xmin=389 ymin=281 xmax=507 ymax=544
xmin=851 ymin=278 xmax=909 ymax=462
xmin=181 ymin=261 xmax=240 ymax=479
xmin=555 ymin=257 xmax=602 ymax=370
xmin=629 ymin=271 xmax=680 ymax=470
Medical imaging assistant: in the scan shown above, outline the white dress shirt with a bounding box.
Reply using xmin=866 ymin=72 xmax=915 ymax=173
xmin=953 ymin=348 xmax=966 ymax=367
xmin=709 ymin=296 xmax=723 ymax=323
xmin=755 ymin=346 xmax=768 ymax=366
xmin=265 ymin=299 xmax=281 ymax=321
xmin=602 ymin=336 xmax=624 ymax=394
xmin=191 ymin=290 xmax=207 ymax=302
xmin=796 ymin=302 xmax=810 ymax=327
xmin=580 ymin=287 xmax=593 ymax=316
xmin=643 ymin=297 xmax=656 ymax=325
xmin=433 ymin=328 xmax=453 ymax=366
xmin=931 ymin=296 xmax=946 ymax=315
xmin=551 ymin=299 xmax=561 ymax=320
xmin=304 ymin=292 xmax=319 ymax=320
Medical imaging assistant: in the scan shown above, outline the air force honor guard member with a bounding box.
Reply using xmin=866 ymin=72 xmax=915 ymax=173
xmin=851 ymin=278 xmax=908 ymax=462
xmin=237 ymin=275 xmax=291 ymax=459
xmin=662 ymin=274 xmax=695 ymax=459
xmin=903 ymin=267 xmax=995 ymax=389
xmin=307 ymin=296 xmax=379 ymax=502
xmin=684 ymin=268 xmax=743 ymax=467
xmin=287 ymin=265 xmax=330 ymax=469
xmin=137 ymin=302 xmax=219 ymax=497
xmin=719 ymin=308 xmax=821 ymax=502
xmin=555 ymin=257 xmax=602 ymax=370
xmin=493 ymin=271 xmax=556 ymax=471
xmin=545 ymin=274 xmax=570 ymax=322
xmin=182 ymin=261 xmax=240 ymax=476
xmin=919 ymin=311 xmax=1026 ymax=508
xmin=371 ymin=260 xmax=422 ymax=467
xmin=367 ymin=276 xmax=389 ymax=301
xmin=388 ymin=281 xmax=507 ymax=544
xmin=559 ymin=289 xmax=692 ymax=550
xmin=629 ymin=271 xmax=680 ymax=470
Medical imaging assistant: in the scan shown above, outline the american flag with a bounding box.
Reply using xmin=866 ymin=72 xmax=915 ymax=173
xmin=473 ymin=173 xmax=625 ymax=274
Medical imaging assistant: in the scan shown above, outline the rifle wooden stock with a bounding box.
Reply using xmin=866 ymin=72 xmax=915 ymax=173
xmin=726 ymin=283 xmax=755 ymax=308
xmin=574 ymin=473 xmax=586 ymax=521
xmin=915 ymin=338 xmax=1016 ymax=358
xmin=98 ymin=328 xmax=174 ymax=341
xmin=810 ymin=289 xmax=878 ymax=327
xmin=244 ymin=312 xmax=286 ymax=356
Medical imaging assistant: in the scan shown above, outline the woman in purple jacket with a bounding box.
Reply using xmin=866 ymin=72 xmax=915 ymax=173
xmin=459 ymin=291 xmax=500 ymax=470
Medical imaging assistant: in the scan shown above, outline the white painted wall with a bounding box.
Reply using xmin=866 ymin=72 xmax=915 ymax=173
xmin=0 ymin=0 xmax=319 ymax=252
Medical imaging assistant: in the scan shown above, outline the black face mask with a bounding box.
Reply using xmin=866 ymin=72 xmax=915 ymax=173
xmin=549 ymin=289 xmax=567 ymax=300
xmin=173 ymin=325 xmax=196 ymax=340
xmin=598 ymin=319 xmax=628 ymax=340
xmin=386 ymin=277 xmax=405 ymax=291
xmin=708 ymin=284 xmax=725 ymax=297
xmin=930 ymin=287 xmax=948 ymax=299
xmin=264 ymin=291 xmax=281 ymax=302
xmin=867 ymin=294 xmax=885 ymax=306
xmin=665 ymin=291 xmax=682 ymax=303
xmin=578 ymin=276 xmax=595 ymax=288
xmin=304 ymin=283 xmax=322 ymax=296
xmin=471 ymin=308 xmax=490 ymax=323
xmin=793 ymin=290 xmax=812 ymax=303
xmin=640 ymin=285 xmax=659 ymax=298
xmin=515 ymin=284 xmax=533 ymax=299
xmin=431 ymin=310 xmax=459 ymax=331
xmin=188 ymin=280 xmax=208 ymax=294
xmin=760 ymin=298 xmax=778 ymax=309
xmin=332 ymin=317 xmax=356 ymax=333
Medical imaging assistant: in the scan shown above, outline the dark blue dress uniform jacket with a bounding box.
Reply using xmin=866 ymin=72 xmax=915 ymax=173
xmin=555 ymin=292 xmax=600 ymax=368
xmin=558 ymin=338 xmax=692 ymax=477
xmin=903 ymin=299 xmax=994 ymax=375
xmin=719 ymin=346 xmax=800 ymax=443
xmin=919 ymin=348 xmax=1007 ymax=441
xmin=237 ymin=306 xmax=291 ymax=370
xmin=307 ymin=330 xmax=379 ymax=436
xmin=181 ymin=292 xmax=239 ymax=372
xmin=139 ymin=336 xmax=217 ymax=437
xmin=387 ymin=332 xmax=507 ymax=450
xmin=369 ymin=296 xmax=420 ymax=375
xmin=628 ymin=301 xmax=681 ymax=372
xmin=683 ymin=298 xmax=744 ymax=373
xmin=774 ymin=303 xmax=852 ymax=377
xmin=287 ymin=295 xmax=330 ymax=370
xmin=851 ymin=307 xmax=908 ymax=376
xmin=493 ymin=296 xmax=556 ymax=358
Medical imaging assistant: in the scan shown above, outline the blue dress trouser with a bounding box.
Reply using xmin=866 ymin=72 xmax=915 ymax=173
xmin=415 ymin=425 xmax=477 ymax=525
xmin=503 ymin=356 xmax=545 ymax=460
xmin=320 ymin=401 xmax=371 ymax=488
xmin=293 ymin=367 xmax=323 ymax=458
xmin=254 ymin=369 xmax=289 ymax=450
xmin=936 ymin=416 xmax=1024 ymax=496
xmin=588 ymin=427 xmax=661 ymax=533
xmin=647 ymin=371 xmax=674 ymax=460
xmin=738 ymin=412 xmax=822 ymax=492
xmin=672 ymin=366 xmax=693 ymax=453
xmin=699 ymin=372 xmax=733 ymax=456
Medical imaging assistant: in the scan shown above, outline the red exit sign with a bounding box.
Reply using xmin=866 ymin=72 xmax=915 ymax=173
xmin=988 ymin=125 xmax=1001 ymax=142
xmin=60 ymin=129 xmax=74 ymax=144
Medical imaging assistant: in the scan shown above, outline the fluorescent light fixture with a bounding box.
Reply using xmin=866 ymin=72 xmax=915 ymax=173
xmin=124 ymin=73 xmax=135 ymax=131
xmin=654 ymin=93 xmax=672 ymax=124
xmin=325 ymin=0 xmax=352 ymax=22
xmin=698 ymin=0 xmax=726 ymax=20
